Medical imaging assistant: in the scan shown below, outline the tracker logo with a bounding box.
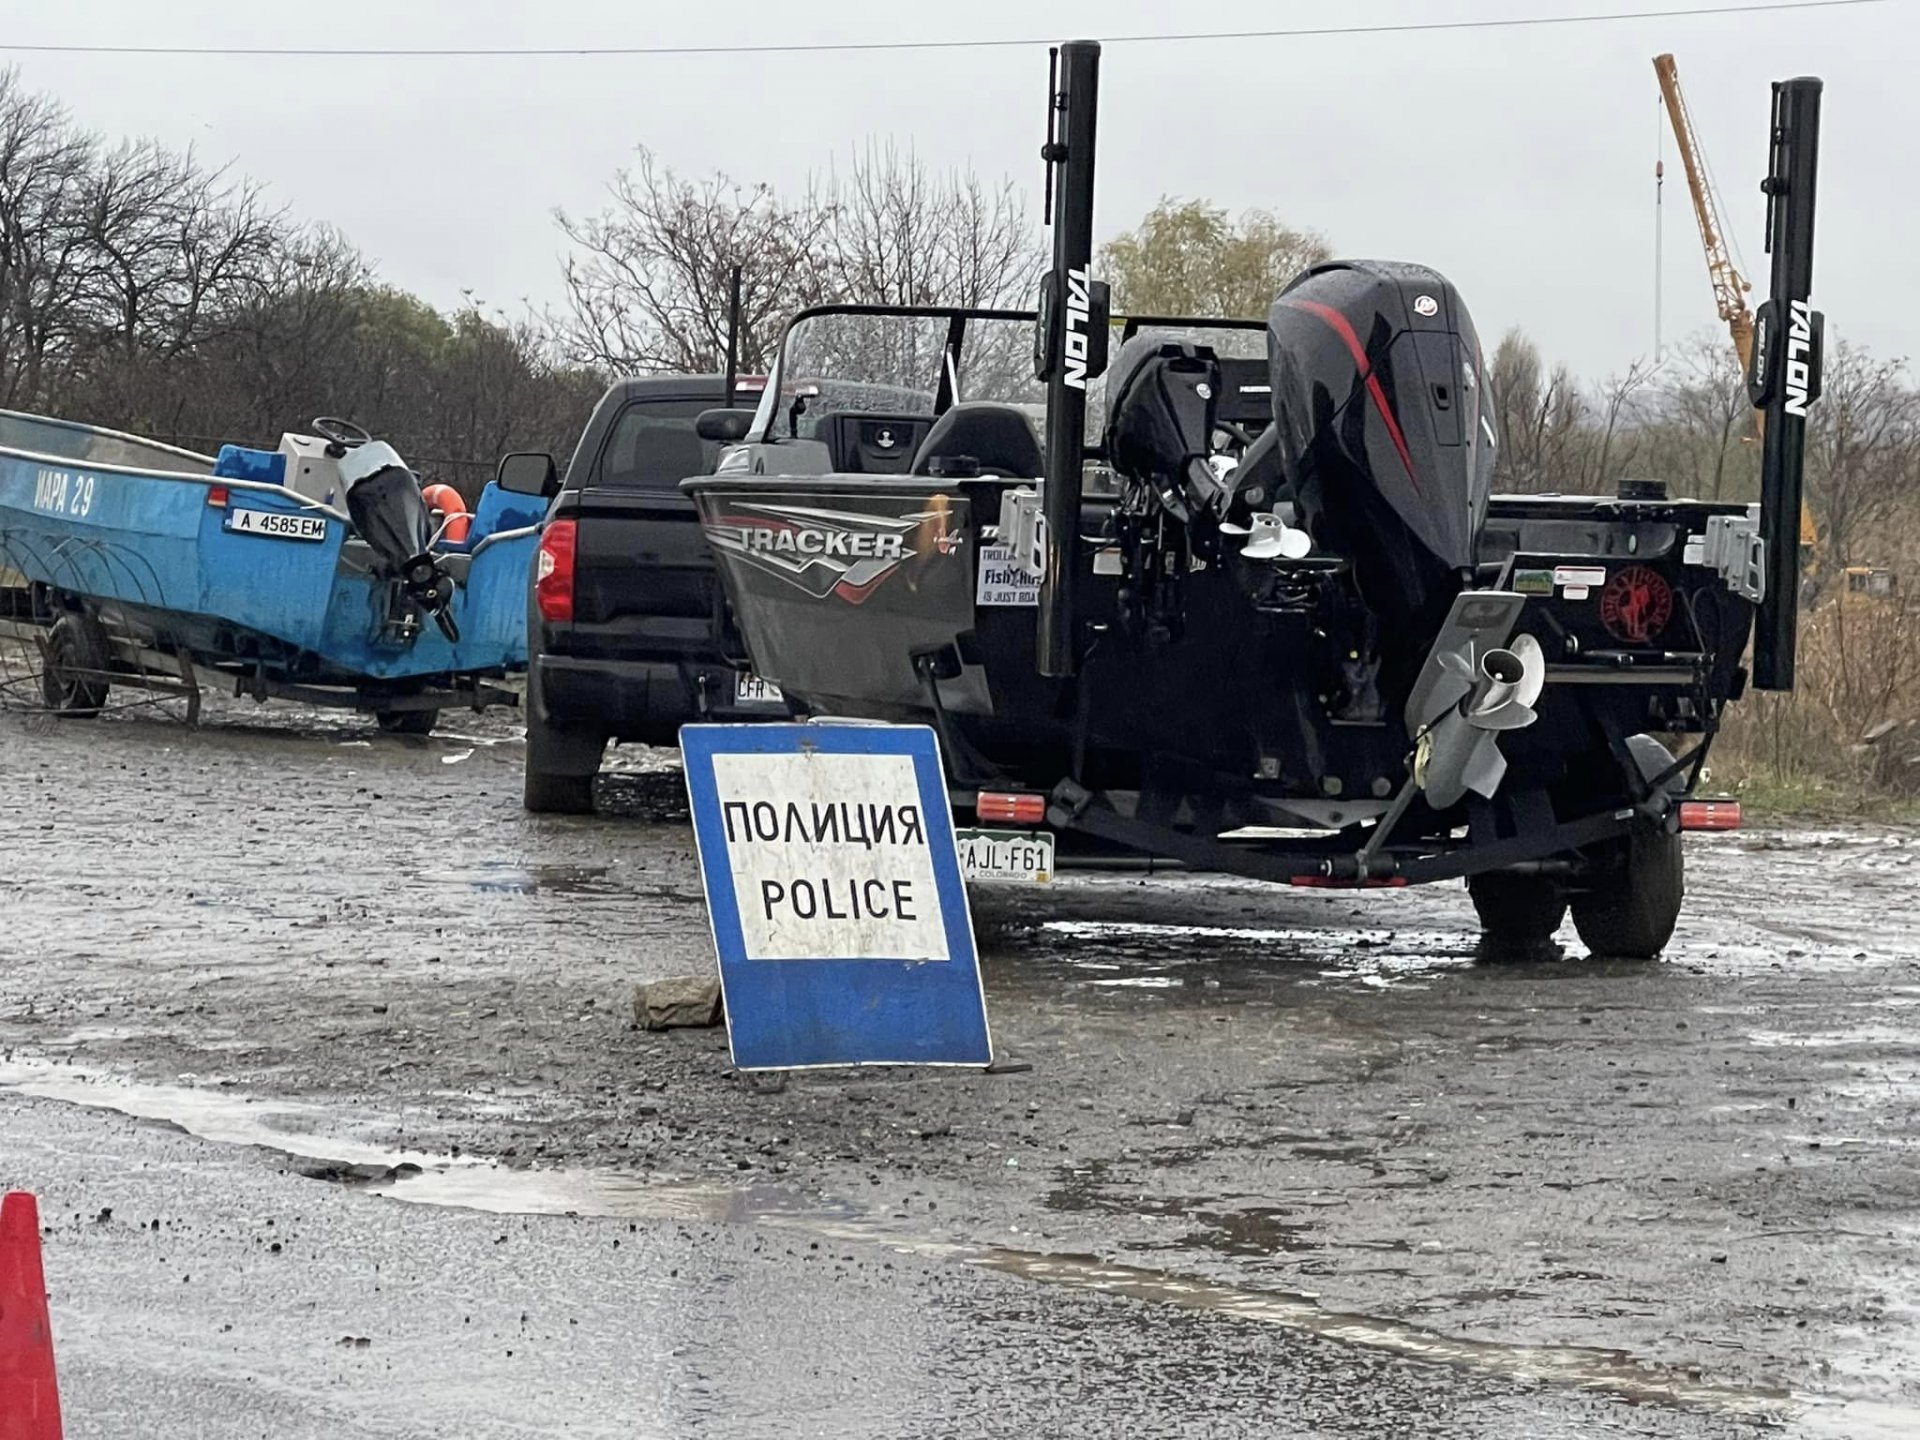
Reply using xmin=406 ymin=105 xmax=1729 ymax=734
xmin=704 ymin=502 xmax=960 ymax=604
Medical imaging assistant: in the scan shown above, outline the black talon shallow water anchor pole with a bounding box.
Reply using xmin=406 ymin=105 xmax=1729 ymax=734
xmin=1750 ymin=75 xmax=1823 ymax=691
xmin=1035 ymin=39 xmax=1106 ymax=678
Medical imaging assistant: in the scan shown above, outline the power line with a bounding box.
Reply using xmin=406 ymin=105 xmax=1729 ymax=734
xmin=0 ymin=0 xmax=1891 ymax=59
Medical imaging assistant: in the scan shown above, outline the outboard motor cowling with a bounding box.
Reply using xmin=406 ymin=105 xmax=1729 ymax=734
xmin=341 ymin=440 xmax=460 ymax=641
xmin=1267 ymin=260 xmax=1495 ymax=680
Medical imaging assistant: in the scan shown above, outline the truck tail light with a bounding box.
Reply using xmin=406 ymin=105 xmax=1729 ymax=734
xmin=977 ymin=790 xmax=1046 ymax=826
xmin=535 ymin=520 xmax=577 ymax=623
xmin=1679 ymin=799 xmax=1741 ymax=832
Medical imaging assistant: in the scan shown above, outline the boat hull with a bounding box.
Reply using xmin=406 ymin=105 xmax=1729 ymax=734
xmin=687 ymin=475 xmax=1412 ymax=798
xmin=0 ymin=445 xmax=532 ymax=685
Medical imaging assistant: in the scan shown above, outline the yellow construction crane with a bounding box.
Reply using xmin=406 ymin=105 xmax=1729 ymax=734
xmin=1653 ymin=52 xmax=1817 ymax=548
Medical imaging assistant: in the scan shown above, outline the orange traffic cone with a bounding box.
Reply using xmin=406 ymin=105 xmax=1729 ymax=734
xmin=0 ymin=1192 xmax=62 ymax=1440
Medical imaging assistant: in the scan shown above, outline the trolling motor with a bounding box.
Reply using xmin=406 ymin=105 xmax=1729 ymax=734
xmin=1105 ymin=337 xmax=1230 ymax=522
xmin=332 ymin=426 xmax=462 ymax=643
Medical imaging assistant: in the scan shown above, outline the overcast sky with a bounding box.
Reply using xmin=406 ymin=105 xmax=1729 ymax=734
xmin=3 ymin=0 xmax=1906 ymax=377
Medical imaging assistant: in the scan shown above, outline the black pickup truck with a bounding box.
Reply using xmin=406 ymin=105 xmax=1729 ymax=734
xmin=516 ymin=374 xmax=789 ymax=813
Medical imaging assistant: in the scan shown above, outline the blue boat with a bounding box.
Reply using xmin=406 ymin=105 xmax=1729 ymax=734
xmin=0 ymin=411 xmax=550 ymax=731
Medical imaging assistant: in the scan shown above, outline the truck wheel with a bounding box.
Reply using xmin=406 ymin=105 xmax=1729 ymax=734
xmin=1468 ymin=872 xmax=1568 ymax=946
xmin=41 ymin=613 xmax=111 ymax=717
xmin=524 ymin=712 xmax=601 ymax=815
xmin=1571 ymin=827 xmax=1684 ymax=959
xmin=376 ymin=708 xmax=438 ymax=736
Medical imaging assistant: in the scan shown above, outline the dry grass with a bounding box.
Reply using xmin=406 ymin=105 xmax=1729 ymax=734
xmin=1710 ymin=588 xmax=1920 ymax=817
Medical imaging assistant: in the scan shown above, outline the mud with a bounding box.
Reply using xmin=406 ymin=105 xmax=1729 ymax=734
xmin=2 ymin=702 xmax=1918 ymax=1435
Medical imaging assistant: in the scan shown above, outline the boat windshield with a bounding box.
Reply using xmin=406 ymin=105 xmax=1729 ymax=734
xmin=747 ymin=306 xmax=1268 ymax=450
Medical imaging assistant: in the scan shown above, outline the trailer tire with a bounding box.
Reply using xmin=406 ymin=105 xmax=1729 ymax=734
xmin=41 ymin=613 xmax=111 ymax=717
xmin=1571 ymin=826 xmax=1684 ymax=959
xmin=376 ymin=708 xmax=438 ymax=736
xmin=1468 ymin=872 xmax=1569 ymax=946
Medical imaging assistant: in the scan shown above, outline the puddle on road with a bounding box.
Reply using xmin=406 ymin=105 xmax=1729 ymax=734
xmin=0 ymin=1062 xmax=454 ymax=1173
xmin=442 ymin=862 xmax=621 ymax=897
xmin=973 ymin=1250 xmax=1786 ymax=1415
xmin=0 ymin=1058 xmax=1820 ymax=1423
xmin=1024 ymin=919 xmax=1479 ymax=992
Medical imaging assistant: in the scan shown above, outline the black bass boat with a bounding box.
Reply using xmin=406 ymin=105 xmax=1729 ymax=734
xmin=685 ymin=41 xmax=1824 ymax=956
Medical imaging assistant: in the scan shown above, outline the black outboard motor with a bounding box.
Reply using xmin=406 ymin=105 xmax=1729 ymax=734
xmin=1267 ymin=260 xmax=1495 ymax=680
xmin=341 ymin=441 xmax=460 ymax=642
xmin=1105 ymin=335 xmax=1226 ymax=521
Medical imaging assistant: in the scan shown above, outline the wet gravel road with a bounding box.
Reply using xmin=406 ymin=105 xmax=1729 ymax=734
xmin=2 ymin=703 xmax=1917 ymax=1437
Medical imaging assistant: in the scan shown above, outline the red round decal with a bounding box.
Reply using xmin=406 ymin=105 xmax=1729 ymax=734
xmin=1598 ymin=564 xmax=1674 ymax=644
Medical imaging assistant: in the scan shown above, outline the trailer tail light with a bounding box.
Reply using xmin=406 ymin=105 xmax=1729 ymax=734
xmin=207 ymin=485 xmax=230 ymax=507
xmin=977 ymin=790 xmax=1047 ymax=826
xmin=1679 ymin=799 xmax=1742 ymax=832
xmin=535 ymin=520 xmax=577 ymax=622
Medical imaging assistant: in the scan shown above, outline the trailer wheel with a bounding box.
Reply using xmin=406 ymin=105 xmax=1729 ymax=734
xmin=1571 ymin=826 xmax=1685 ymax=959
xmin=1468 ymin=872 xmax=1568 ymax=946
xmin=41 ymin=613 xmax=112 ymax=717
xmin=375 ymin=708 xmax=438 ymax=736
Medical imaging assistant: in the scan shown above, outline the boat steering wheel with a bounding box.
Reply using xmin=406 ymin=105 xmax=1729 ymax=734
xmin=312 ymin=416 xmax=372 ymax=455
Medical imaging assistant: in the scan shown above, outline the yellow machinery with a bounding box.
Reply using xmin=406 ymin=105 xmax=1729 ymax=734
xmin=1654 ymin=52 xmax=1818 ymax=549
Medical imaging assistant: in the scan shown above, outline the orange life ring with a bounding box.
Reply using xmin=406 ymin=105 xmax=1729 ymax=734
xmin=421 ymin=483 xmax=471 ymax=543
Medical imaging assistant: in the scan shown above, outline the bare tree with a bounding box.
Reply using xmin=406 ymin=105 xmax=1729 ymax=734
xmin=555 ymin=149 xmax=832 ymax=375
xmin=555 ymin=143 xmax=1045 ymax=382
xmin=1804 ymin=339 xmax=1920 ymax=571
xmin=1486 ymin=327 xmax=1586 ymax=492
xmin=1640 ymin=334 xmax=1758 ymax=503
xmin=0 ymin=70 xmax=95 ymax=407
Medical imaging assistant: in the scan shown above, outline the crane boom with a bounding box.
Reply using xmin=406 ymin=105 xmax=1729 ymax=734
xmin=1654 ymin=53 xmax=1755 ymax=368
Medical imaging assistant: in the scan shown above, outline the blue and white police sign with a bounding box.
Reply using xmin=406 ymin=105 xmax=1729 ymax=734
xmin=680 ymin=722 xmax=992 ymax=1071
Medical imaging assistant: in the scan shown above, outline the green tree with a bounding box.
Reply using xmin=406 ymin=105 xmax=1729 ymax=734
xmin=1098 ymin=198 xmax=1331 ymax=319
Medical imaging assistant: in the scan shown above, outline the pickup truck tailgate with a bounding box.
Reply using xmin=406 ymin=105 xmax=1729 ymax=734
xmin=564 ymin=487 xmax=728 ymax=658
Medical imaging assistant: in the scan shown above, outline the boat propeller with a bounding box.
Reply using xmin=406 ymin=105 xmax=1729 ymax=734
xmin=1220 ymin=509 xmax=1312 ymax=561
xmin=1402 ymin=592 xmax=1546 ymax=809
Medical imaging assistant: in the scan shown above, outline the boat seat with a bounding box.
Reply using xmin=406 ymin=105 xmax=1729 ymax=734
xmin=452 ymin=481 xmax=547 ymax=550
xmin=909 ymin=403 xmax=1043 ymax=479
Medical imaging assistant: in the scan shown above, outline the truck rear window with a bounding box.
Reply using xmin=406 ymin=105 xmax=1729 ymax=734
xmin=596 ymin=399 xmax=719 ymax=488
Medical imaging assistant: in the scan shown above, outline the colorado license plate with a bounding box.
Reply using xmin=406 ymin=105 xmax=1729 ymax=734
xmin=957 ymin=828 xmax=1054 ymax=885
xmin=225 ymin=508 xmax=328 ymax=542
xmin=733 ymin=671 xmax=785 ymax=707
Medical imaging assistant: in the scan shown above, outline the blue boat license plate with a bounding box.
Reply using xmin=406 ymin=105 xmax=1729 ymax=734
xmin=225 ymin=508 xmax=328 ymax=542
xmin=956 ymin=828 xmax=1054 ymax=885
xmin=732 ymin=671 xmax=785 ymax=707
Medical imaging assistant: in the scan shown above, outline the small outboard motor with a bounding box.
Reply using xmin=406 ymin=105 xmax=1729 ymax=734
xmin=341 ymin=440 xmax=461 ymax=642
xmin=1104 ymin=335 xmax=1227 ymax=521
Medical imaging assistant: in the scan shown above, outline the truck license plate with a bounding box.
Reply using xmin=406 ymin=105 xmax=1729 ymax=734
xmin=957 ymin=828 xmax=1054 ymax=885
xmin=733 ymin=671 xmax=784 ymax=707
xmin=224 ymin=508 xmax=328 ymax=542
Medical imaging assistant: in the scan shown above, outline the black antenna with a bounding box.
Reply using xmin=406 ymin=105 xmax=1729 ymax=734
xmin=723 ymin=264 xmax=743 ymax=404
xmin=1041 ymin=46 xmax=1060 ymax=227
xmin=1750 ymin=75 xmax=1822 ymax=692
